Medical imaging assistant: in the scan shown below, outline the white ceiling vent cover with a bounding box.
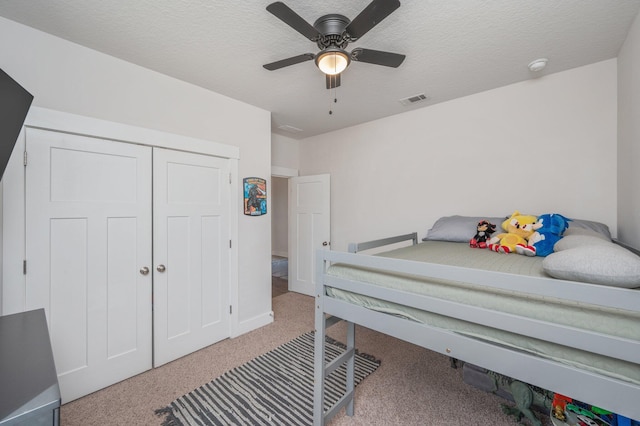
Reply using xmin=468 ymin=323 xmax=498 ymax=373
xmin=399 ymin=93 xmax=429 ymax=106
xmin=277 ymin=124 xmax=303 ymax=134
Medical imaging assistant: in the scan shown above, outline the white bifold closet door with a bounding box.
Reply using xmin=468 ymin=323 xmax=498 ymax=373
xmin=24 ymin=130 xmax=231 ymax=402
xmin=152 ymin=148 xmax=230 ymax=367
xmin=25 ymin=128 xmax=153 ymax=403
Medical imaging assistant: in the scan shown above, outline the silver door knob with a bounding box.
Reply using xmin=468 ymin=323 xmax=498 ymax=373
xmin=156 ymin=264 xmax=166 ymax=273
xmin=139 ymin=266 xmax=149 ymax=276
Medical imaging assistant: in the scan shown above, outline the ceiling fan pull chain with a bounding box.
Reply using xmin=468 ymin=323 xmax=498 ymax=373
xmin=329 ymin=76 xmax=338 ymax=115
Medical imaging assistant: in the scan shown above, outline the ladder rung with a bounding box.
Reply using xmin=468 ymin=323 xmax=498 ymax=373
xmin=324 ymin=347 xmax=354 ymax=378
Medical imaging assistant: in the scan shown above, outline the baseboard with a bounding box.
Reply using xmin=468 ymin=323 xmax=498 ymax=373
xmin=271 ymin=251 xmax=287 ymax=258
xmin=232 ymin=310 xmax=274 ymax=338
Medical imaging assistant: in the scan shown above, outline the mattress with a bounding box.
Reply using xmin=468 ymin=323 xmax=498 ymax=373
xmin=326 ymin=241 xmax=640 ymax=385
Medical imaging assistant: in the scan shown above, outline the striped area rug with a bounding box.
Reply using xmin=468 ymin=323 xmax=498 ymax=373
xmin=156 ymin=331 xmax=380 ymax=426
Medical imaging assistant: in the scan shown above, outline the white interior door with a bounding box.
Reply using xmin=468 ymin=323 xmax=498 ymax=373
xmin=25 ymin=128 xmax=152 ymax=403
xmin=153 ymin=148 xmax=231 ymax=367
xmin=288 ymin=174 xmax=330 ymax=296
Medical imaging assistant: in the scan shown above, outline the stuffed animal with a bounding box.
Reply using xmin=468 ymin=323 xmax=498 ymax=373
xmin=470 ymin=220 xmax=497 ymax=249
xmin=488 ymin=211 xmax=537 ymax=254
xmin=516 ymin=213 xmax=571 ymax=257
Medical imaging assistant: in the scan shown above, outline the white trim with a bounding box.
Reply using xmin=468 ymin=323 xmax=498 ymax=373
xmin=1 ymin=127 xmax=26 ymax=315
xmin=271 ymin=166 xmax=298 ymax=178
xmin=232 ymin=310 xmax=274 ymax=338
xmin=228 ymin=158 xmax=240 ymax=337
xmin=24 ymin=107 xmax=240 ymax=159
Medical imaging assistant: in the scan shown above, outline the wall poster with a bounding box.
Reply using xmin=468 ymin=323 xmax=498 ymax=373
xmin=243 ymin=177 xmax=267 ymax=216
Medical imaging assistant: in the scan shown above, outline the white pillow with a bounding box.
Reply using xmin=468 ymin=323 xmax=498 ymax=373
xmin=554 ymin=235 xmax=615 ymax=251
xmin=562 ymin=227 xmax=611 ymax=241
xmin=543 ymin=245 xmax=640 ymax=288
xmin=567 ymin=219 xmax=612 ymax=240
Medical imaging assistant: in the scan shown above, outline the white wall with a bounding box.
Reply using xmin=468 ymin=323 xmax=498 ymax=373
xmin=0 ymin=16 xmax=273 ymax=330
xmin=618 ymin=12 xmax=640 ymax=250
xmin=271 ymin=133 xmax=300 ymax=170
xmin=300 ymin=60 xmax=618 ymax=252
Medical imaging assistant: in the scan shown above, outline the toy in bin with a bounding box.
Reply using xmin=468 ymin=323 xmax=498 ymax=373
xmin=551 ymin=393 xmax=639 ymax=426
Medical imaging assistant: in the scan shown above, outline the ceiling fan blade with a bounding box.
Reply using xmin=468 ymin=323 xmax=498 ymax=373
xmin=263 ymin=53 xmax=315 ymax=71
xmin=266 ymin=2 xmax=320 ymax=41
xmin=345 ymin=0 xmax=401 ymax=41
xmin=326 ymin=73 xmax=341 ymax=89
xmin=350 ymin=48 xmax=405 ymax=67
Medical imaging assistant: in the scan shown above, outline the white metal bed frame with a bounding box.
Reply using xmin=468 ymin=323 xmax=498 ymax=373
xmin=312 ymin=232 xmax=640 ymax=425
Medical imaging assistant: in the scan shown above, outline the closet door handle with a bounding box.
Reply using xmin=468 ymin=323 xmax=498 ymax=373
xmin=139 ymin=266 xmax=149 ymax=276
xmin=156 ymin=264 xmax=166 ymax=273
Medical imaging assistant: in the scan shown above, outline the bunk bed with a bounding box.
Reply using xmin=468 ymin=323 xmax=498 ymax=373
xmin=312 ymin=221 xmax=640 ymax=425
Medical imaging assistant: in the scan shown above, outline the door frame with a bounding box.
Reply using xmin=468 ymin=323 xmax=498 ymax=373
xmin=1 ymin=107 xmax=240 ymax=337
xmin=271 ymin=166 xmax=298 ymax=260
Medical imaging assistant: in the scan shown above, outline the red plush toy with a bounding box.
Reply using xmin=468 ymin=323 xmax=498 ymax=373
xmin=470 ymin=220 xmax=497 ymax=249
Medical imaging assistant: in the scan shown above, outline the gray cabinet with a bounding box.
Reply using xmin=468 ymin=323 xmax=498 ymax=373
xmin=0 ymin=309 xmax=60 ymax=425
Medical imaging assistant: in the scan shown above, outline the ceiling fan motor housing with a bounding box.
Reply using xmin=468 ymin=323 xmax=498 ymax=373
xmin=314 ymin=14 xmax=350 ymax=49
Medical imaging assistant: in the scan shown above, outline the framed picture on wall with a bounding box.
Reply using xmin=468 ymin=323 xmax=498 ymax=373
xmin=243 ymin=177 xmax=267 ymax=216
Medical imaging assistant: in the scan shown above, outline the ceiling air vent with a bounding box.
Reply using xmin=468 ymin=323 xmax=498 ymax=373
xmin=277 ymin=124 xmax=303 ymax=134
xmin=398 ymin=93 xmax=429 ymax=106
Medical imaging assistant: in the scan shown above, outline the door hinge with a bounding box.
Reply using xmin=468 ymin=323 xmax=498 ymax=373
xmin=229 ymin=305 xmax=233 ymax=314
xmin=23 ymin=260 xmax=27 ymax=275
xmin=229 ymin=173 xmax=232 ymax=184
xmin=23 ymin=151 xmax=27 ymax=166
xmin=229 ymin=240 xmax=232 ymax=249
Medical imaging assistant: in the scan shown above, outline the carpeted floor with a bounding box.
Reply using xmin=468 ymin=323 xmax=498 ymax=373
xmin=60 ymin=284 xmax=551 ymax=425
xmin=272 ymin=276 xmax=289 ymax=298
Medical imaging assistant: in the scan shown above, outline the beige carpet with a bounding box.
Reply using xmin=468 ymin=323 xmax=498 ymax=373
xmin=61 ymin=290 xmax=551 ymax=425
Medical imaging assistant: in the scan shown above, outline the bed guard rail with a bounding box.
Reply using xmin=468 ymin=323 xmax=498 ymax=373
xmin=348 ymin=232 xmax=418 ymax=253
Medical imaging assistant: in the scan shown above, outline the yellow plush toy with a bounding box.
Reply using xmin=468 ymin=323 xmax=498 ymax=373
xmin=488 ymin=211 xmax=537 ymax=254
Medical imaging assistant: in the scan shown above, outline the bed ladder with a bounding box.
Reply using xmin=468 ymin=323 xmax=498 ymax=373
xmin=313 ymin=311 xmax=356 ymax=426
xmin=313 ymin=247 xmax=356 ymax=426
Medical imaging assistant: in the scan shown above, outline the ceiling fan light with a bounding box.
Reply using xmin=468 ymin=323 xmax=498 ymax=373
xmin=316 ymin=50 xmax=350 ymax=75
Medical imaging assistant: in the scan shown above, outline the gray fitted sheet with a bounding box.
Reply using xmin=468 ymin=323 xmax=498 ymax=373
xmin=326 ymin=241 xmax=640 ymax=385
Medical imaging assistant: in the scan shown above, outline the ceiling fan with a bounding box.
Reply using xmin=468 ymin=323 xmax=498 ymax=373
xmin=263 ymin=0 xmax=406 ymax=89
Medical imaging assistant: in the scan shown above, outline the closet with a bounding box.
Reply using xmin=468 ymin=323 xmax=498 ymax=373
xmin=2 ymin=108 xmax=238 ymax=403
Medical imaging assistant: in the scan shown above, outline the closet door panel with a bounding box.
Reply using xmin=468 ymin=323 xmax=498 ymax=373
xmin=153 ymin=148 xmax=230 ymax=367
xmin=166 ymin=216 xmax=191 ymax=338
xmin=107 ymin=217 xmax=141 ymax=357
xmin=201 ymin=215 xmax=223 ymax=326
xmin=25 ymin=128 xmax=152 ymax=403
xmin=49 ymin=217 xmax=88 ymax=374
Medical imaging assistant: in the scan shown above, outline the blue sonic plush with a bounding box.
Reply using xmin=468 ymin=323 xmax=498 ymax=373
xmin=515 ymin=213 xmax=571 ymax=257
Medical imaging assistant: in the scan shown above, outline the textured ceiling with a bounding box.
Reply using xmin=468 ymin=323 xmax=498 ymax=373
xmin=0 ymin=1 xmax=639 ymax=139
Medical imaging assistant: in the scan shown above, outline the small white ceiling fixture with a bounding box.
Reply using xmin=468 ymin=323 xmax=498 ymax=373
xmin=277 ymin=124 xmax=304 ymax=134
xmin=398 ymin=93 xmax=429 ymax=106
xmin=528 ymin=58 xmax=548 ymax=72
